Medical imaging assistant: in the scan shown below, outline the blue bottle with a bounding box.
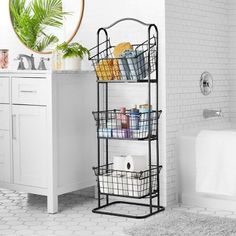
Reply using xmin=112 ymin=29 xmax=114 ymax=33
xmin=130 ymin=105 xmax=140 ymax=130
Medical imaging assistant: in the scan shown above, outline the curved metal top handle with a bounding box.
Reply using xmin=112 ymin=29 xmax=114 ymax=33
xmin=102 ymin=17 xmax=151 ymax=30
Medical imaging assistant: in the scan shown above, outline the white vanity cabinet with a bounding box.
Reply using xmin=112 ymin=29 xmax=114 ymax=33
xmin=0 ymin=71 xmax=96 ymax=213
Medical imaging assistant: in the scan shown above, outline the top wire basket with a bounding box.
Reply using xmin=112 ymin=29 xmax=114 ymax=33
xmin=89 ymin=36 xmax=157 ymax=82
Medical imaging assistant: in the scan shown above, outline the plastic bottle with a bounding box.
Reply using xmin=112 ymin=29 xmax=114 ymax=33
xmin=52 ymin=49 xmax=64 ymax=70
xmin=117 ymin=107 xmax=129 ymax=129
xmin=130 ymin=105 xmax=140 ymax=130
xmin=139 ymin=102 xmax=153 ymax=136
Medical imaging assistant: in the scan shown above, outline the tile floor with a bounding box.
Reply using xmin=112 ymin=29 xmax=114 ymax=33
xmin=0 ymin=188 xmax=236 ymax=236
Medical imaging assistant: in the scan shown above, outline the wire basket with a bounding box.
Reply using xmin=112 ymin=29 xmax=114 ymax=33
xmin=92 ymin=109 xmax=161 ymax=140
xmin=89 ymin=36 xmax=157 ymax=81
xmin=93 ymin=163 xmax=162 ymax=198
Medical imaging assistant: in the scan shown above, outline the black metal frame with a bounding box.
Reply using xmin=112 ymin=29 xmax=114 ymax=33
xmin=90 ymin=17 xmax=165 ymax=219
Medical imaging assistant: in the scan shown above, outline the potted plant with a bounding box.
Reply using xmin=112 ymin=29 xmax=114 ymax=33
xmin=56 ymin=42 xmax=89 ymax=71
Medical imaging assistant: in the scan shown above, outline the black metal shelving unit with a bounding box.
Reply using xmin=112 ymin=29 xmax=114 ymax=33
xmin=89 ymin=18 xmax=165 ymax=219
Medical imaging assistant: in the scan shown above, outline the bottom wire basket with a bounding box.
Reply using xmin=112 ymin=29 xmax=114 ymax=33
xmin=93 ymin=164 xmax=162 ymax=198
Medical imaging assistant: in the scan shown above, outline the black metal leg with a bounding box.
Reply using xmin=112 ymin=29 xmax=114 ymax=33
xmin=92 ymin=201 xmax=165 ymax=219
xmin=105 ymin=83 xmax=109 ymax=205
xmin=97 ymin=82 xmax=101 ymax=208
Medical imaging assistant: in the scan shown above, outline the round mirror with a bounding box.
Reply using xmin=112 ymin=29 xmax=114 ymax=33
xmin=9 ymin=0 xmax=84 ymax=54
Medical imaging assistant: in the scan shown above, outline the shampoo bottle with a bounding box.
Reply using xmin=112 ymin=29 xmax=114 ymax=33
xmin=117 ymin=107 xmax=129 ymax=129
xmin=130 ymin=105 xmax=140 ymax=130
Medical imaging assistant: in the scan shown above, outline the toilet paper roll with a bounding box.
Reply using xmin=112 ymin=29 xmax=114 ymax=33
xmin=124 ymin=155 xmax=148 ymax=172
xmin=113 ymin=155 xmax=126 ymax=171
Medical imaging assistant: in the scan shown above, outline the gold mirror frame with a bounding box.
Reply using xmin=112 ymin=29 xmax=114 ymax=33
xmin=9 ymin=0 xmax=85 ymax=54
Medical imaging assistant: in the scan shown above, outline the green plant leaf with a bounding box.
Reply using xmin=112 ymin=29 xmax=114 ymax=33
xmin=31 ymin=0 xmax=69 ymax=28
xmin=10 ymin=0 xmax=70 ymax=52
xmin=36 ymin=35 xmax=59 ymax=52
xmin=57 ymin=42 xmax=90 ymax=59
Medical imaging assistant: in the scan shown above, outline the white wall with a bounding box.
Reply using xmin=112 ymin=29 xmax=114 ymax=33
xmin=0 ymin=0 xmax=167 ymax=205
xmin=166 ymin=0 xmax=230 ymax=205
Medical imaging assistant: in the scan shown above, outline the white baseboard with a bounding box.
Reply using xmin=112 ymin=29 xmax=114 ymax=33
xmin=57 ymin=178 xmax=95 ymax=196
xmin=182 ymin=193 xmax=236 ymax=211
xmin=0 ymin=182 xmax=47 ymax=196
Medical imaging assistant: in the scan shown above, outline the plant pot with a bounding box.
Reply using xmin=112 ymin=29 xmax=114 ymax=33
xmin=64 ymin=57 xmax=81 ymax=71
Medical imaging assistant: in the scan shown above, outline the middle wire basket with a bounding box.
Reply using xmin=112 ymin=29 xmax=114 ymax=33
xmin=92 ymin=109 xmax=161 ymax=140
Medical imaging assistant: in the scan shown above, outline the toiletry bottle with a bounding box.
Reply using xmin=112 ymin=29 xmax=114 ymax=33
xmin=117 ymin=107 xmax=129 ymax=129
xmin=139 ymin=102 xmax=152 ymax=135
xmin=52 ymin=49 xmax=64 ymax=70
xmin=139 ymin=103 xmax=152 ymax=113
xmin=130 ymin=105 xmax=140 ymax=130
xmin=0 ymin=49 xmax=9 ymax=69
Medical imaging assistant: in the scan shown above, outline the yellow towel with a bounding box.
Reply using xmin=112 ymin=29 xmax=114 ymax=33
xmin=113 ymin=59 xmax=121 ymax=80
xmin=96 ymin=42 xmax=133 ymax=81
xmin=113 ymin=42 xmax=133 ymax=58
xmin=96 ymin=59 xmax=113 ymax=80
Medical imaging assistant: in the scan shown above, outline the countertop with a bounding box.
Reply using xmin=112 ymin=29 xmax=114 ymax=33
xmin=0 ymin=69 xmax=94 ymax=75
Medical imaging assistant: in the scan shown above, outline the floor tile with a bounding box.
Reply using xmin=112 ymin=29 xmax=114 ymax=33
xmin=2 ymin=188 xmax=236 ymax=236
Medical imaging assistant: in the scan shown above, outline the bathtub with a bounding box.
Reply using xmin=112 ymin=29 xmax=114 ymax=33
xmin=178 ymin=129 xmax=236 ymax=211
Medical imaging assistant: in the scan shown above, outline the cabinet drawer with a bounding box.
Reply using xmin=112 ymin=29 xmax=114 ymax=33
xmin=0 ymin=77 xmax=10 ymax=104
xmin=12 ymin=77 xmax=48 ymax=106
xmin=0 ymin=105 xmax=10 ymax=130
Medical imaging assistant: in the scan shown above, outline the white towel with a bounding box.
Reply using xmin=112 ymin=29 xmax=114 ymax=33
xmin=196 ymin=130 xmax=236 ymax=196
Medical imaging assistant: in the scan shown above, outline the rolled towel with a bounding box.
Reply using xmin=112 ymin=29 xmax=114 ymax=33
xmin=118 ymin=54 xmax=131 ymax=80
xmin=118 ymin=49 xmax=147 ymax=81
xmin=124 ymin=50 xmax=141 ymax=80
xmin=113 ymin=42 xmax=133 ymax=58
xmin=95 ymin=59 xmax=113 ymax=80
xmin=112 ymin=59 xmax=121 ymax=80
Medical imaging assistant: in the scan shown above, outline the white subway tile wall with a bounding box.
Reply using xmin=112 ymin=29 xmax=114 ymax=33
xmin=229 ymin=0 xmax=236 ymax=125
xmin=166 ymin=0 xmax=230 ymax=205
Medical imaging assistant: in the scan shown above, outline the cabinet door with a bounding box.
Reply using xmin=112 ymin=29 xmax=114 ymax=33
xmin=0 ymin=77 xmax=10 ymax=104
xmin=12 ymin=105 xmax=48 ymax=188
xmin=0 ymin=130 xmax=10 ymax=183
xmin=0 ymin=104 xmax=10 ymax=130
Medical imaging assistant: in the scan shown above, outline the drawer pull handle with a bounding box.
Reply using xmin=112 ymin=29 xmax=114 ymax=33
xmin=20 ymin=90 xmax=37 ymax=93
